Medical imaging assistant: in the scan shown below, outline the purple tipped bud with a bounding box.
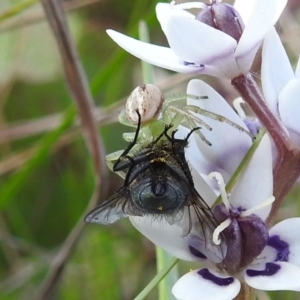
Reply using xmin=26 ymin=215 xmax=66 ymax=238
xmin=213 ymin=203 xmax=269 ymax=275
xmin=196 ymin=2 xmax=245 ymax=42
xmin=244 ymin=119 xmax=262 ymax=136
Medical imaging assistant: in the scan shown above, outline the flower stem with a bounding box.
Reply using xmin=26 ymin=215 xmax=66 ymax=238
xmin=231 ymin=74 xmax=289 ymax=151
xmin=139 ymin=20 xmax=156 ymax=83
xmin=214 ymin=129 xmax=266 ymax=205
xmin=0 ymin=0 xmax=38 ymax=22
xmin=156 ymin=248 xmax=178 ymax=300
xmin=225 ymin=129 xmax=266 ymax=193
xmin=234 ymin=283 xmax=255 ymax=300
xmin=232 ymin=73 xmax=300 ymax=224
xmin=133 ymin=256 xmax=179 ymax=300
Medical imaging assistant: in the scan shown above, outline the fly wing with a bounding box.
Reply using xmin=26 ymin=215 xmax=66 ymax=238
xmin=165 ymin=188 xmax=226 ymax=263
xmin=189 ymin=190 xmax=227 ymax=263
xmin=84 ymin=188 xmax=142 ymax=225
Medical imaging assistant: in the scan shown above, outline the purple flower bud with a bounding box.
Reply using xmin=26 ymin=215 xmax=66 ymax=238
xmin=213 ymin=203 xmax=269 ymax=275
xmin=244 ymin=119 xmax=262 ymax=136
xmin=196 ymin=2 xmax=245 ymax=42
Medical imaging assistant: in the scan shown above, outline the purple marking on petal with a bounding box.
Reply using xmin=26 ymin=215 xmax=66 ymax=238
xmin=184 ymin=61 xmax=194 ymax=66
xmin=267 ymin=235 xmax=290 ymax=262
xmin=189 ymin=245 xmax=207 ymax=259
xmin=198 ymin=268 xmax=234 ymax=286
xmin=183 ymin=61 xmax=204 ymax=68
xmin=246 ymin=262 xmax=281 ymax=277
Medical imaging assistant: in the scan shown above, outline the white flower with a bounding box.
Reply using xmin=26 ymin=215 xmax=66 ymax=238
xmin=130 ymin=79 xmax=278 ymax=299
xmin=173 ymin=218 xmax=300 ymax=300
xmin=262 ymin=27 xmax=300 ymax=143
xmin=107 ymin=0 xmax=287 ymax=78
xmin=131 ymin=79 xmax=273 ymax=261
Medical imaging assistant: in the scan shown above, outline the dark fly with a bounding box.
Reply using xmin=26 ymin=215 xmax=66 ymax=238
xmin=85 ymin=111 xmax=225 ymax=260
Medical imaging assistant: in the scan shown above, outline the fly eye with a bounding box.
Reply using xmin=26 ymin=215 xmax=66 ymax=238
xmin=133 ymin=180 xmax=186 ymax=214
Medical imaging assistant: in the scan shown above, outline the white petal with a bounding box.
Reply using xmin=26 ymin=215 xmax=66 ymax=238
xmin=165 ymin=15 xmax=237 ymax=65
xmin=235 ymin=0 xmax=288 ymax=74
xmin=175 ymin=2 xmax=206 ymax=10
xmin=206 ymin=55 xmax=241 ymax=79
xmin=261 ymin=27 xmax=294 ymax=116
xmin=278 ymin=78 xmax=300 ymax=135
xmin=268 ymin=218 xmax=300 ymax=266
xmin=295 ymin=55 xmax=300 ymax=79
xmin=229 ymin=134 xmax=273 ymax=220
xmin=235 ymin=47 xmax=258 ymax=76
xmin=156 ymin=3 xmax=194 ymax=36
xmin=256 ymin=244 xmax=278 ymax=265
xmin=198 ymin=63 xmax=238 ymax=78
xmin=106 ymin=30 xmax=200 ymax=74
xmin=233 ymin=0 xmax=256 ymax=25
xmin=175 ymin=125 xmax=219 ymax=205
xmin=245 ymin=261 xmax=300 ymax=291
xmin=186 ymin=79 xmax=252 ymax=177
xmin=172 ymin=269 xmax=240 ymax=300
xmin=130 ymin=216 xmax=199 ymax=262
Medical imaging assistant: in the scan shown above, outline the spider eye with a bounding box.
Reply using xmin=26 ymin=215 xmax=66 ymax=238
xmin=132 ymin=178 xmax=186 ymax=214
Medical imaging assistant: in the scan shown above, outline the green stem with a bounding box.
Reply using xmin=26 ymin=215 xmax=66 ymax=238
xmin=215 ymin=129 xmax=266 ymax=205
xmin=133 ymin=257 xmax=179 ymax=300
xmin=0 ymin=0 xmax=38 ymax=22
xmin=139 ymin=20 xmax=155 ymax=84
xmin=156 ymin=248 xmax=178 ymax=300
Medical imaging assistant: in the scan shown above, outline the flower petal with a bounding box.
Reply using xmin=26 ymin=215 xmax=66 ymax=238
xmin=268 ymin=218 xmax=300 ymax=266
xmin=278 ymin=78 xmax=300 ymax=136
xmin=235 ymin=0 xmax=288 ymax=74
xmin=245 ymin=262 xmax=300 ymax=291
xmin=106 ymin=30 xmax=201 ymax=73
xmin=165 ymin=15 xmax=237 ymax=65
xmin=131 ymin=208 xmax=226 ymax=263
xmin=130 ymin=216 xmax=200 ymax=262
xmin=175 ymin=125 xmax=220 ymax=205
xmin=186 ymin=79 xmax=252 ymax=177
xmin=262 ymin=27 xmax=294 ymax=116
xmin=156 ymin=3 xmax=194 ymax=36
xmin=172 ymin=269 xmax=240 ymax=300
xmin=295 ymin=55 xmax=300 ymax=79
xmin=229 ymin=134 xmax=273 ymax=220
xmin=233 ymin=0 xmax=256 ymax=25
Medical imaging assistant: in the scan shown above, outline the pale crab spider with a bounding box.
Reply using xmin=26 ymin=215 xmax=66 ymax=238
xmin=106 ymin=84 xmax=253 ymax=176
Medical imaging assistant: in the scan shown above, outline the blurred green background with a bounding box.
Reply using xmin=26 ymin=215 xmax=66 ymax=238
xmin=0 ymin=0 xmax=300 ymax=299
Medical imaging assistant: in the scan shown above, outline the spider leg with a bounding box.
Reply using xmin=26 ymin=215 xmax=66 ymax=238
xmin=113 ymin=110 xmax=142 ymax=171
xmin=185 ymin=105 xmax=253 ymax=139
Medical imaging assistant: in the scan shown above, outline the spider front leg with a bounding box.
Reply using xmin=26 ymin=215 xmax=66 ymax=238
xmin=164 ymin=105 xmax=213 ymax=146
xmin=113 ymin=109 xmax=142 ymax=171
xmin=184 ymin=105 xmax=253 ymax=139
xmin=106 ymin=150 xmax=127 ymax=178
